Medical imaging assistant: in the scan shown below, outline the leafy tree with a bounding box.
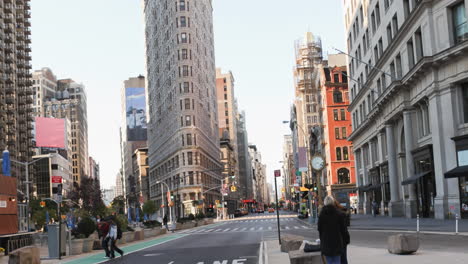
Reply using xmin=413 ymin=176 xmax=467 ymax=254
xmin=76 ymin=216 xmax=96 ymax=238
xmin=67 ymin=178 xmax=107 ymax=217
xmin=111 ymin=195 xmax=125 ymax=215
xmin=142 ymin=200 xmax=156 ymax=217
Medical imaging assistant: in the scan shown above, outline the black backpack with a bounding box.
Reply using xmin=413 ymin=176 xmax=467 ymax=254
xmin=117 ymin=226 xmax=122 ymax=239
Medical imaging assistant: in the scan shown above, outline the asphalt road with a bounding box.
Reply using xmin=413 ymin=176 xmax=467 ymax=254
xmin=100 ymin=210 xmax=468 ymax=264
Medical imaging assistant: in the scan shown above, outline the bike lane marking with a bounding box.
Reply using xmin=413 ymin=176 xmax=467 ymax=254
xmin=64 ymin=234 xmax=187 ymax=264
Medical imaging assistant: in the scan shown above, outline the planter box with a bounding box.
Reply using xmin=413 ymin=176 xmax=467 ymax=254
xmin=70 ymin=239 xmax=84 ymax=255
xmin=82 ymin=238 xmax=94 ymax=253
xmin=144 ymin=229 xmax=157 ymax=238
xmin=134 ymin=230 xmax=144 ymax=241
xmin=124 ymin=232 xmax=134 ymax=243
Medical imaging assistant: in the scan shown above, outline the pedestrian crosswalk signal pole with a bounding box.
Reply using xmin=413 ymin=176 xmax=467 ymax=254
xmin=274 ymin=170 xmax=282 ymax=245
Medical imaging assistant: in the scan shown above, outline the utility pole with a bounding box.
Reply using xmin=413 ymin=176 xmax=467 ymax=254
xmin=274 ymin=170 xmax=282 ymax=245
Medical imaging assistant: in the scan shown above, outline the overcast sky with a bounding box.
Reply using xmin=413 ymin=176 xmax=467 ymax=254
xmin=30 ymin=0 xmax=345 ymax=189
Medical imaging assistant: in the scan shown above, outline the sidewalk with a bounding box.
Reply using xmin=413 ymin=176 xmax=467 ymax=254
xmin=0 ymin=232 xmax=186 ymax=264
xmin=295 ymin=212 xmax=468 ymax=234
xmin=264 ymin=239 xmax=468 ymax=264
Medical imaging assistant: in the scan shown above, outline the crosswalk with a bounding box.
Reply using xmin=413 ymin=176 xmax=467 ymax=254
xmin=177 ymin=224 xmax=313 ymax=234
xmin=230 ymin=218 xmax=298 ymax=223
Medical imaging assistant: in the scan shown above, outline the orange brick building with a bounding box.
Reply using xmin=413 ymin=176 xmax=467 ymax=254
xmin=320 ymin=54 xmax=356 ymax=205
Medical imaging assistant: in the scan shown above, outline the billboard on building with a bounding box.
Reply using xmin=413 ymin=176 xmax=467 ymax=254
xmin=35 ymin=117 xmax=66 ymax=149
xmin=126 ymin=87 xmax=147 ymax=141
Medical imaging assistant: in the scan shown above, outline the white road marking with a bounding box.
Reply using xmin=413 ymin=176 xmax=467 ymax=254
xmin=223 ymin=228 xmax=230 ymax=232
xmin=294 ymin=226 xmax=299 ymax=229
xmin=232 ymin=228 xmax=239 ymax=231
xmin=285 ymin=226 xmax=290 ymax=230
xmin=241 ymin=227 xmax=247 ymax=231
xmin=258 ymin=227 xmax=263 ymax=231
xmin=143 ymin=253 xmax=162 ymax=256
xmin=250 ymin=227 xmax=255 ymax=231
xmin=268 ymin=226 xmax=272 ymax=230
xmin=302 ymin=226 xmax=308 ymax=229
xmin=215 ymin=229 xmax=223 ymax=232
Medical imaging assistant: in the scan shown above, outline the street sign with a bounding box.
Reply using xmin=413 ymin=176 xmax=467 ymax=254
xmin=274 ymin=170 xmax=281 ymax=177
xmin=167 ymin=191 xmax=171 ymax=203
xmin=51 ymin=176 xmax=62 ymax=183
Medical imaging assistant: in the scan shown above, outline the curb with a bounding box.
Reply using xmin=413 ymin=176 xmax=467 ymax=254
xmin=348 ymin=228 xmax=468 ymax=236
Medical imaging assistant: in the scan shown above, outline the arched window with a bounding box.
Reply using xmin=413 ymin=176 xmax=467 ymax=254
xmin=333 ymin=90 xmax=343 ymax=103
xmin=338 ymin=168 xmax=350 ymax=184
xmin=336 ymin=147 xmax=342 ymax=161
xmin=343 ymin=147 xmax=349 ymax=160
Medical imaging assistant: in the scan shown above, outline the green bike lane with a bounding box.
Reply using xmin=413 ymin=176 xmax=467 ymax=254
xmin=64 ymin=223 xmax=227 ymax=264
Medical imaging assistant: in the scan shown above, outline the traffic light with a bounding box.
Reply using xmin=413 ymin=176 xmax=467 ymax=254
xmin=40 ymin=201 xmax=46 ymax=207
xmin=57 ymin=184 xmax=63 ymax=196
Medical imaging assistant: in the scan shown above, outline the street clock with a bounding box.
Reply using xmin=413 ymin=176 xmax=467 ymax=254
xmin=311 ymin=155 xmax=325 ymax=171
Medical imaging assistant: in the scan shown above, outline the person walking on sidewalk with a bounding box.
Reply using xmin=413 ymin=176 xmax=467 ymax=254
xmin=107 ymin=220 xmax=124 ymax=259
xmin=318 ymin=196 xmax=348 ymax=264
xmin=372 ymin=200 xmax=378 ymax=217
xmin=163 ymin=214 xmax=169 ymax=230
xmin=97 ymin=218 xmax=111 ymax=258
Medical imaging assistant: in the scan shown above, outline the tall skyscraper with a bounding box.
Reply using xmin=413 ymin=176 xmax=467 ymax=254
xmin=144 ymin=0 xmax=223 ymax=217
xmin=215 ymin=68 xmax=241 ymax=210
xmin=43 ymin=79 xmax=88 ymax=184
xmin=236 ymin=111 xmax=253 ymax=202
xmin=120 ymin=76 xmax=147 ymax=207
xmin=32 ymin=68 xmax=57 ymax=115
xmin=0 ymin=0 xmax=33 ymax=187
xmin=293 ymin=32 xmax=323 ymax=186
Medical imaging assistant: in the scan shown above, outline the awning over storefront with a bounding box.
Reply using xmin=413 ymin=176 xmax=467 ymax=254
xmin=401 ymin=171 xmax=431 ymax=185
xmin=444 ymin=165 xmax=468 ymax=178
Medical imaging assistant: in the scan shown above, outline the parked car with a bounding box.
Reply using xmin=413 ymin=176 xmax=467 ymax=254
xmin=234 ymin=210 xmax=242 ymax=218
xmin=268 ymin=208 xmax=275 ymax=213
xmin=241 ymin=209 xmax=248 ymax=216
xmin=257 ymin=208 xmax=265 ymax=213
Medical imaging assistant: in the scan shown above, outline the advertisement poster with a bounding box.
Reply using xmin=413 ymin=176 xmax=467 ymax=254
xmin=126 ymin=87 xmax=147 ymax=141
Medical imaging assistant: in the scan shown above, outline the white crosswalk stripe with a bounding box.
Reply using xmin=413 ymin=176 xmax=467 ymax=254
xmin=268 ymin=227 xmax=272 ymax=230
xmin=294 ymin=226 xmax=299 ymax=229
xmin=223 ymin=228 xmax=230 ymax=232
xmin=302 ymin=226 xmax=308 ymax=229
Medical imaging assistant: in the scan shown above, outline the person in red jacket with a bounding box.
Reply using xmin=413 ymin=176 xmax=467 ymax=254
xmin=97 ymin=219 xmax=110 ymax=258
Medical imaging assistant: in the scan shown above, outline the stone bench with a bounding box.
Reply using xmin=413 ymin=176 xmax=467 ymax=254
xmin=387 ymin=234 xmax=419 ymax=255
xmin=288 ymin=250 xmax=324 ymax=264
xmin=280 ymin=234 xmax=305 ymax=253
xmin=8 ymin=246 xmax=40 ymax=264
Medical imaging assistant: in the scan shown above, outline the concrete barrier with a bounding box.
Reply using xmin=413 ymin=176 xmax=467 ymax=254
xmin=280 ymin=234 xmax=305 ymax=253
xmin=288 ymin=250 xmax=323 ymax=264
xmin=8 ymin=246 xmax=40 ymax=264
xmin=134 ymin=230 xmax=144 ymax=241
xmin=387 ymin=234 xmax=419 ymax=255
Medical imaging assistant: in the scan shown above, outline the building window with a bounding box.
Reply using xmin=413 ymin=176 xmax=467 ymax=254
xmin=338 ymin=168 xmax=350 ymax=184
xmin=181 ymin=135 xmax=184 ymax=146
xmin=342 ymin=127 xmax=347 ymax=139
xmin=334 ymin=110 xmax=339 ymax=121
xmin=335 ymin=128 xmax=340 ymax=139
xmin=336 ymin=147 xmax=342 ymax=161
xmin=342 ymin=72 xmax=348 ymax=83
xmin=340 ymin=109 xmax=346 ymax=120
xmin=181 ymin=33 xmax=188 ymax=43
xmin=224 ymin=94 xmax=227 ymax=100
xmin=343 ymin=147 xmax=349 ymax=160
xmin=463 ymin=83 xmax=468 ymax=123
xmin=179 ymin=0 xmax=185 ymax=11
xmin=333 ymin=73 xmax=340 ymax=83
xmin=180 ymin=16 xmax=187 ymax=27
xmin=407 ymin=38 xmax=415 ymax=68
xmin=187 ymin=152 xmax=193 ymax=165
xmin=186 ymin=134 xmax=192 ymax=145
xmin=415 ymin=28 xmax=424 ymax=61
xmin=333 ymin=90 xmax=343 ymax=103
xmin=453 ymin=2 xmax=468 ymax=44
xmin=185 ymin=115 xmax=191 ymax=126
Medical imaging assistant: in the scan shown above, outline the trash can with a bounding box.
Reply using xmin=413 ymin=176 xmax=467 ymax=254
xmin=47 ymin=223 xmax=67 ymax=258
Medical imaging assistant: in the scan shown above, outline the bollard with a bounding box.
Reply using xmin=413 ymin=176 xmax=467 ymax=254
xmin=416 ymin=214 xmax=420 ymax=233
xmin=456 ymin=214 xmax=459 ymax=235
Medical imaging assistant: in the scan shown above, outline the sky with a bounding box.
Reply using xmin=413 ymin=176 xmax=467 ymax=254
xmin=30 ymin=0 xmax=345 ymax=189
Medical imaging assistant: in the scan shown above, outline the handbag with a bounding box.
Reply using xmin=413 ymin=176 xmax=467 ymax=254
xmin=304 ymin=243 xmax=321 ymax=252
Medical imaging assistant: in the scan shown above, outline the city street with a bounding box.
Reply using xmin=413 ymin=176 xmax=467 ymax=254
xmin=88 ymin=211 xmax=468 ymax=263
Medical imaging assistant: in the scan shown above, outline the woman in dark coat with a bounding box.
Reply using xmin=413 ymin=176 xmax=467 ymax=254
xmin=318 ymin=196 xmax=350 ymax=264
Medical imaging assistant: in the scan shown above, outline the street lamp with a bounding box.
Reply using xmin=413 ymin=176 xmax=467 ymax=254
xmin=155 ymin=180 xmax=172 ymax=225
xmin=282 ymin=121 xmax=317 ymax=224
xmin=1 ymin=152 xmax=57 ymax=231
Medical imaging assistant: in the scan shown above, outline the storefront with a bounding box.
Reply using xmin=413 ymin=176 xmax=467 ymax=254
xmin=445 ymin=135 xmax=468 ymax=219
xmin=380 ymin=163 xmax=390 ymax=216
xmin=402 ymin=145 xmax=436 ymax=218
